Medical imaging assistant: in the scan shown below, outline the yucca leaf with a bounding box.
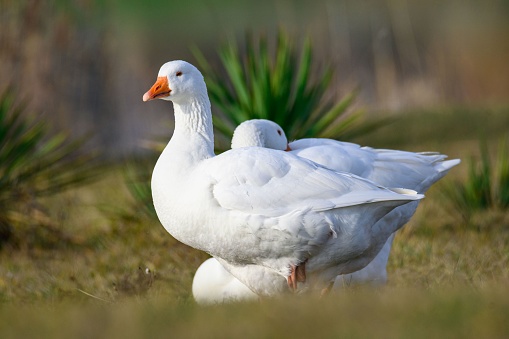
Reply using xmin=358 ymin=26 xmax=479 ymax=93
xmin=309 ymin=90 xmax=357 ymax=136
xmin=293 ymin=38 xmax=312 ymax=106
xmin=320 ymin=112 xmax=362 ymax=139
xmin=219 ymin=44 xmax=251 ymax=114
xmin=0 ymin=88 xmax=101 ymax=235
xmin=339 ymin=114 xmax=395 ymax=141
xmin=190 ymin=30 xmax=388 ymax=147
xmin=212 ymin=115 xmax=237 ymax=139
xmin=123 ymin=160 xmax=157 ymax=218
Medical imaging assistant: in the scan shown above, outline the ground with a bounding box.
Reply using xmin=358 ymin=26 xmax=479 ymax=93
xmin=0 ymin=108 xmax=508 ymax=337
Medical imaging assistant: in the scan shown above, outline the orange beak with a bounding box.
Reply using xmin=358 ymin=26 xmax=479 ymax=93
xmin=143 ymin=76 xmax=171 ymax=102
xmin=285 ymin=144 xmax=292 ymax=151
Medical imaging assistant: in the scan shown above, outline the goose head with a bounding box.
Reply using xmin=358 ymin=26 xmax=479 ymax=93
xmin=143 ymin=60 xmax=207 ymax=105
xmin=231 ymin=119 xmax=291 ymax=151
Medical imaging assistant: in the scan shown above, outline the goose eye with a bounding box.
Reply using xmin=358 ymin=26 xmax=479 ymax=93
xmin=277 ymin=130 xmax=282 ymax=136
xmin=176 ymin=71 xmax=183 ymax=77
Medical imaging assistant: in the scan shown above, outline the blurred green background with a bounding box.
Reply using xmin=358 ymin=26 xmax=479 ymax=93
xmin=2 ymin=1 xmax=509 ymax=337
xmin=2 ymin=0 xmax=508 ymax=156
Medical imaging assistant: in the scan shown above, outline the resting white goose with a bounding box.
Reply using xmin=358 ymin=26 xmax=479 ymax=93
xmin=232 ymin=119 xmax=461 ymax=283
xmin=143 ymin=60 xmax=423 ymax=296
xmin=192 ymin=119 xmax=459 ymax=302
xmin=232 ymin=119 xmax=460 ymax=195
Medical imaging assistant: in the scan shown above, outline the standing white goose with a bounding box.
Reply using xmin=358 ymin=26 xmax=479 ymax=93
xmin=143 ymin=60 xmax=423 ymax=296
xmin=192 ymin=119 xmax=459 ymax=302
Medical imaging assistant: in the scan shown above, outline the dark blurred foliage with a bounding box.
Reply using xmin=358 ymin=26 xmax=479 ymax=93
xmin=0 ymin=88 xmax=102 ymax=247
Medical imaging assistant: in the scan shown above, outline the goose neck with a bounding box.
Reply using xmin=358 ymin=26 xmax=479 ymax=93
xmin=173 ymin=94 xmax=214 ymax=143
xmin=167 ymin=94 xmax=215 ymax=163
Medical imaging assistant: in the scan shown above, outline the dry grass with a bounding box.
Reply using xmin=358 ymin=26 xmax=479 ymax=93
xmin=0 ymin=173 xmax=209 ymax=304
xmin=1 ymin=109 xmax=509 ymax=337
xmin=1 ymin=287 xmax=509 ymax=338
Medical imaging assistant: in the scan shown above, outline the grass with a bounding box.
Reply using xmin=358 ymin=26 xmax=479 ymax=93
xmin=1 ymin=107 xmax=509 ymax=337
xmin=1 ymin=288 xmax=509 ymax=338
xmin=440 ymin=136 xmax=509 ymax=223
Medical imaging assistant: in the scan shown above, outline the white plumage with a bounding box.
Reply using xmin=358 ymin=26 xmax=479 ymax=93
xmin=143 ymin=61 xmax=423 ymax=300
xmin=192 ymin=258 xmax=258 ymax=304
xmin=192 ymin=119 xmax=459 ymax=302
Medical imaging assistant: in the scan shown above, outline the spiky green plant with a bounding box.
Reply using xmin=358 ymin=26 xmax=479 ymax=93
xmin=463 ymin=141 xmax=492 ymax=210
xmin=123 ymin=160 xmax=156 ymax=218
xmin=0 ymin=89 xmax=101 ymax=244
xmin=495 ymin=138 xmax=509 ymax=209
xmin=442 ymin=137 xmax=509 ymax=222
xmin=193 ymin=31 xmax=388 ymax=150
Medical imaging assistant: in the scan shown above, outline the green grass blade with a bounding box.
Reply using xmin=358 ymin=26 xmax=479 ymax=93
xmin=496 ymin=137 xmax=509 ymax=208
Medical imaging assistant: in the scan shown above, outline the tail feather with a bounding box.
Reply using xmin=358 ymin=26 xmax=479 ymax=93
xmin=435 ymin=159 xmax=461 ymax=173
xmin=416 ymin=158 xmax=461 ymax=193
